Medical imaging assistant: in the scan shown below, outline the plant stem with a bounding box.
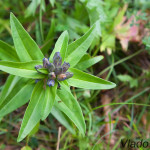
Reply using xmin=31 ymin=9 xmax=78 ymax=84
xmin=98 ymin=49 xmax=145 ymax=76
xmin=56 ymin=127 xmax=61 ymax=150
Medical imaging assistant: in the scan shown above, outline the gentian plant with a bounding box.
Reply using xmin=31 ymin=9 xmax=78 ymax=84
xmin=0 ymin=13 xmax=116 ymax=142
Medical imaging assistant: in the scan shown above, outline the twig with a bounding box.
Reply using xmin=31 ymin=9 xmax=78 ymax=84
xmin=56 ymin=127 xmax=61 ymax=150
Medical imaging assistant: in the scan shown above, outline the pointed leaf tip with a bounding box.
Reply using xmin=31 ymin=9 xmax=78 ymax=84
xmin=67 ymin=68 xmax=116 ymax=90
xmin=49 ymin=31 xmax=69 ymax=62
xmin=10 ymin=12 xmax=44 ymax=62
xmin=65 ymin=24 xmax=96 ymax=67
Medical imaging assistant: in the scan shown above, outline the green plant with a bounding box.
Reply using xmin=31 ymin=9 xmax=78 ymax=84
xmin=0 ymin=13 xmax=116 ymax=142
xmin=143 ymin=36 xmax=150 ymax=51
xmin=117 ymin=74 xmax=138 ymax=88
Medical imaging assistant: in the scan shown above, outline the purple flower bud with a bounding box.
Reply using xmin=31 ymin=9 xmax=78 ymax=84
xmin=35 ymin=65 xmax=43 ymax=71
xmin=47 ymin=63 xmax=55 ymax=72
xmin=62 ymin=62 xmax=70 ymax=73
xmin=35 ymin=65 xmax=43 ymax=73
xmin=57 ymin=74 xmax=67 ymax=81
xmin=65 ymin=72 xmax=73 ymax=79
xmin=48 ymin=72 xmax=56 ymax=80
xmin=53 ymin=52 xmax=62 ymax=67
xmin=43 ymin=58 xmax=50 ymax=68
xmin=47 ymin=79 xmax=55 ymax=87
xmin=55 ymin=67 xmax=62 ymax=75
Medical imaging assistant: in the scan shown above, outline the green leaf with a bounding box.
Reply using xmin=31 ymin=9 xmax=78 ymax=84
xmin=41 ymin=38 xmax=54 ymax=54
xmin=100 ymin=34 xmax=115 ymax=52
xmin=143 ymin=36 xmax=150 ymax=50
xmin=25 ymin=0 xmax=41 ymax=17
xmin=17 ymin=81 xmax=44 ymax=142
xmin=0 ymin=75 xmax=19 ymax=105
xmin=0 ymin=61 xmax=46 ymax=79
xmin=113 ymin=5 xmax=127 ymax=27
xmin=41 ymin=19 xmax=55 ymax=54
xmin=49 ymin=0 xmax=55 ymax=7
xmin=49 ymin=31 xmax=69 ymax=62
xmin=0 ymin=77 xmax=34 ymax=118
xmin=51 ymin=105 xmax=75 ymax=134
xmin=37 ymin=68 xmax=49 ymax=74
xmin=82 ymin=0 xmax=106 ymax=25
xmin=57 ymin=82 xmax=86 ymax=135
xmin=117 ymin=74 xmax=133 ymax=82
xmin=45 ymin=19 xmax=55 ymax=42
xmin=10 ymin=13 xmax=44 ymax=62
xmin=35 ymin=20 xmax=42 ymax=46
xmin=17 ymin=80 xmax=57 ymax=142
xmin=21 ymin=146 xmax=32 ymax=150
xmin=28 ymin=122 xmax=40 ymax=137
xmin=41 ymin=82 xmax=57 ymax=120
xmin=67 ymin=68 xmax=116 ymax=89
xmin=65 ymin=24 xmax=96 ymax=67
xmin=117 ymin=74 xmax=138 ymax=88
xmin=0 ymin=40 xmax=19 ymax=61
xmin=75 ymin=55 xmax=103 ymax=70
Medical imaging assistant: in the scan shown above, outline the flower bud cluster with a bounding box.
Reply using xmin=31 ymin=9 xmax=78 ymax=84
xmin=35 ymin=52 xmax=73 ymax=87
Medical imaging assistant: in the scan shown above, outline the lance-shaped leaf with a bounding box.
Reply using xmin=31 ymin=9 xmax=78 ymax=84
xmin=28 ymin=122 xmax=40 ymax=137
xmin=17 ymin=81 xmax=44 ymax=142
xmin=0 ymin=40 xmax=19 ymax=61
xmin=51 ymin=105 xmax=75 ymax=134
xmin=37 ymin=68 xmax=49 ymax=74
xmin=0 ymin=78 xmax=34 ymax=118
xmin=75 ymin=55 xmax=103 ymax=70
xmin=0 ymin=76 xmax=74 ymax=134
xmin=0 ymin=75 xmax=20 ymax=105
xmin=41 ymin=82 xmax=57 ymax=120
xmin=49 ymin=31 xmax=69 ymax=63
xmin=57 ymin=82 xmax=86 ymax=135
xmin=17 ymin=80 xmax=57 ymax=142
xmin=10 ymin=13 xmax=44 ymax=62
xmin=65 ymin=24 xmax=96 ymax=67
xmin=0 ymin=61 xmax=46 ymax=79
xmin=67 ymin=68 xmax=116 ymax=89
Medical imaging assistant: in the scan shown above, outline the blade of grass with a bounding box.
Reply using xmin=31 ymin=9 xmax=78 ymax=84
xmin=111 ymin=87 xmax=150 ymax=113
xmin=136 ymin=94 xmax=150 ymax=126
xmin=98 ymin=49 xmax=144 ymax=76
xmin=127 ymin=115 xmax=141 ymax=137
xmin=130 ymin=104 xmax=134 ymax=129
xmin=93 ymin=101 xmax=150 ymax=111
xmin=92 ymin=130 xmax=116 ymax=150
xmin=39 ymin=1 xmax=44 ymax=42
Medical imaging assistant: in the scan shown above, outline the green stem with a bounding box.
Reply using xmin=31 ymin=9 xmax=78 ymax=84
xmin=98 ymin=49 xmax=144 ymax=76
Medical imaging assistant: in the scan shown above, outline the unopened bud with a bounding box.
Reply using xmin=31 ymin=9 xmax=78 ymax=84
xmin=62 ymin=62 xmax=70 ymax=73
xmin=48 ymin=72 xmax=56 ymax=79
xmin=43 ymin=58 xmax=50 ymax=68
xmin=53 ymin=52 xmax=62 ymax=67
xmin=57 ymin=74 xmax=67 ymax=81
xmin=47 ymin=79 xmax=55 ymax=87
xmin=55 ymin=67 xmax=62 ymax=75
xmin=47 ymin=63 xmax=55 ymax=72
xmin=65 ymin=72 xmax=73 ymax=79
xmin=35 ymin=65 xmax=43 ymax=72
